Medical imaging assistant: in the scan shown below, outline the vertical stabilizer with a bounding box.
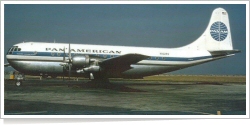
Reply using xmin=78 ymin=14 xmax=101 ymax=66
xmin=181 ymin=8 xmax=233 ymax=51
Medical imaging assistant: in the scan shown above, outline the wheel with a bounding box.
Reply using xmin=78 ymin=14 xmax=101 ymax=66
xmin=15 ymin=81 xmax=22 ymax=87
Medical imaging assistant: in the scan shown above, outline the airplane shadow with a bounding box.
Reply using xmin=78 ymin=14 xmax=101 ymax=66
xmin=71 ymin=81 xmax=147 ymax=92
xmin=5 ymin=79 xmax=147 ymax=92
xmin=5 ymin=79 xmax=224 ymax=93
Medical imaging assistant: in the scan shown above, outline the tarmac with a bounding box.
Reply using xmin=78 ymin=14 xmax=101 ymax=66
xmin=4 ymin=78 xmax=246 ymax=115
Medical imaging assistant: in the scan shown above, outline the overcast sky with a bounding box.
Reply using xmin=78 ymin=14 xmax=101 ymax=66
xmin=3 ymin=4 xmax=247 ymax=75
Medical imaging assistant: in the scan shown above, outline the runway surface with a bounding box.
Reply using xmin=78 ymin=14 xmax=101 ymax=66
xmin=4 ymin=79 xmax=246 ymax=115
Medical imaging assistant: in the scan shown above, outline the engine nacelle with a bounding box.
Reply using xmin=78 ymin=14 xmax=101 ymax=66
xmin=84 ymin=66 xmax=100 ymax=72
xmin=72 ymin=55 xmax=90 ymax=68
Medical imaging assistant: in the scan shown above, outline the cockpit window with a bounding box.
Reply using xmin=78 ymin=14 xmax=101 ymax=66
xmin=7 ymin=48 xmax=13 ymax=54
xmin=9 ymin=48 xmax=13 ymax=52
xmin=7 ymin=46 xmax=21 ymax=54
xmin=14 ymin=48 xmax=18 ymax=51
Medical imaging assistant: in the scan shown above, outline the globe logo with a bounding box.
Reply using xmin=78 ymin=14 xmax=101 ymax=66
xmin=210 ymin=21 xmax=228 ymax=41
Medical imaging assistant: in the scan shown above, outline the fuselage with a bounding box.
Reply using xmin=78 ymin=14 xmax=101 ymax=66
xmin=6 ymin=42 xmax=225 ymax=78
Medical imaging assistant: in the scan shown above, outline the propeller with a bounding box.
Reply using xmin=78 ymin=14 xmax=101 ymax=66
xmin=62 ymin=47 xmax=65 ymax=81
xmin=60 ymin=44 xmax=72 ymax=81
xmin=68 ymin=43 xmax=72 ymax=81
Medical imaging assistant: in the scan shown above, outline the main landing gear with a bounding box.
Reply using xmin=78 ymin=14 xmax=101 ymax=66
xmin=88 ymin=73 xmax=110 ymax=84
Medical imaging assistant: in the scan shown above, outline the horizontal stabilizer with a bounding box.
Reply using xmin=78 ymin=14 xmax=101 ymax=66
xmin=209 ymin=50 xmax=241 ymax=56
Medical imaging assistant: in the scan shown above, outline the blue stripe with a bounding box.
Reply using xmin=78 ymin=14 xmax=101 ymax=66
xmin=10 ymin=51 xmax=212 ymax=62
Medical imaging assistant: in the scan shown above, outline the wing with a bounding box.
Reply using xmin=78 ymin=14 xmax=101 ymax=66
xmin=99 ymin=53 xmax=150 ymax=73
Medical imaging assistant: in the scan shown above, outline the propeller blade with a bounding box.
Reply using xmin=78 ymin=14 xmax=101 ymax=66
xmin=63 ymin=67 xmax=65 ymax=81
xmin=68 ymin=43 xmax=71 ymax=62
xmin=63 ymin=46 xmax=65 ymax=62
xmin=68 ymin=43 xmax=71 ymax=81
xmin=68 ymin=63 xmax=71 ymax=80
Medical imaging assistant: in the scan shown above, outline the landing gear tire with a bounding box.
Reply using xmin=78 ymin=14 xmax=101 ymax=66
xmin=15 ymin=81 xmax=22 ymax=87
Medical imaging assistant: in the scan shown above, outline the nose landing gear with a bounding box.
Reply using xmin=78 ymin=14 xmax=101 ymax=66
xmin=15 ymin=73 xmax=24 ymax=87
xmin=15 ymin=80 xmax=22 ymax=87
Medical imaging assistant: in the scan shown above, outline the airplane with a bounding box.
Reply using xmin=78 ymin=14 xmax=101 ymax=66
xmin=5 ymin=8 xmax=240 ymax=86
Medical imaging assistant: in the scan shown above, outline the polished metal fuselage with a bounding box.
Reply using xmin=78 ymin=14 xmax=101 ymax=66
xmin=7 ymin=58 xmax=185 ymax=78
xmin=6 ymin=42 xmax=227 ymax=78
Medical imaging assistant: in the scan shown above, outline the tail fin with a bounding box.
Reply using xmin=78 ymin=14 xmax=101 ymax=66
xmin=181 ymin=8 xmax=234 ymax=51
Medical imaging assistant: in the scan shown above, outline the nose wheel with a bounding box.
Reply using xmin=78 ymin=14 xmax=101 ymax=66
xmin=15 ymin=80 xmax=22 ymax=87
